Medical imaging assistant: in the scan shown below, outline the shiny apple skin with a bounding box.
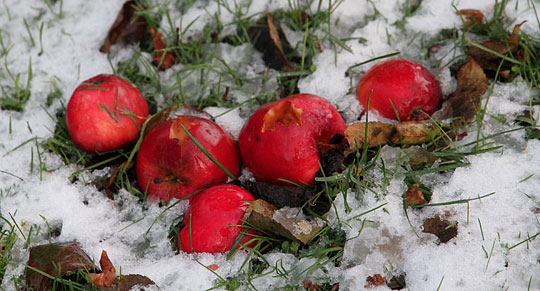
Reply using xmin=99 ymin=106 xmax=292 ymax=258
xmin=238 ymin=94 xmax=346 ymax=186
xmin=178 ymin=184 xmax=257 ymax=253
xmin=136 ymin=116 xmax=240 ymax=202
xmin=356 ymin=59 xmax=442 ymax=121
xmin=66 ymin=74 xmax=149 ymax=153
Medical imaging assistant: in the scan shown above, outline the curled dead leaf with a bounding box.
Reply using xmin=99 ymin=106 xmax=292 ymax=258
xmin=467 ymin=22 xmax=525 ymax=73
xmin=150 ymin=27 xmax=176 ymax=71
xmin=87 ymin=250 xmax=117 ymax=288
xmin=101 ymin=0 xmax=148 ymax=53
xmin=457 ymin=9 xmax=484 ymax=26
xmin=433 ymin=57 xmax=488 ymax=126
xmin=267 ymin=13 xmax=292 ymax=71
xmin=247 ymin=14 xmax=294 ymax=71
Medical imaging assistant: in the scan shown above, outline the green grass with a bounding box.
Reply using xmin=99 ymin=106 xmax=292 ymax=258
xmin=2 ymin=0 xmax=540 ymax=289
xmin=1 ymin=58 xmax=32 ymax=112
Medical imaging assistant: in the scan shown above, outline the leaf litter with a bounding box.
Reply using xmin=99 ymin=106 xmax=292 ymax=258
xmin=0 ymin=1 xmax=536 ymax=286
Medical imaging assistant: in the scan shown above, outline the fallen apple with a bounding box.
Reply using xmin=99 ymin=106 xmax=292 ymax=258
xmin=238 ymin=93 xmax=346 ymax=186
xmin=178 ymin=184 xmax=258 ymax=253
xmin=136 ymin=116 xmax=240 ymax=201
xmin=66 ymin=74 xmax=149 ymax=153
xmin=356 ymin=58 xmax=442 ymax=121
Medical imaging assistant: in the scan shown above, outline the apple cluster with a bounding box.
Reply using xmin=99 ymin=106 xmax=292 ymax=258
xmin=65 ymin=58 xmax=441 ymax=254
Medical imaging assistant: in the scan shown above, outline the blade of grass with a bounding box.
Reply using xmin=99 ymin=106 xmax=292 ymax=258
xmin=178 ymin=122 xmax=237 ymax=180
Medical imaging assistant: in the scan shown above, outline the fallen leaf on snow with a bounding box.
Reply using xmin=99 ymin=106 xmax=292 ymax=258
xmin=244 ymin=199 xmax=325 ymax=244
xmin=87 ymin=250 xmax=117 ymax=287
xmin=364 ymin=274 xmax=386 ymax=288
xmin=422 ymin=215 xmax=458 ymax=243
xmin=404 ymin=184 xmax=428 ymax=206
xmin=433 ymin=57 xmax=489 ymax=127
xmin=100 ymin=0 xmax=148 ymax=54
xmin=25 ymin=241 xmax=95 ymax=291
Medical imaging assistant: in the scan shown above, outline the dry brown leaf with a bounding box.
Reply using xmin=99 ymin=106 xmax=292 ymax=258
xmin=364 ymin=274 xmax=386 ymax=288
xmin=25 ymin=241 xmax=95 ymax=291
xmin=404 ymin=184 xmax=427 ymax=206
xmin=467 ymin=22 xmax=525 ymax=73
xmin=345 ymin=121 xmax=438 ymax=152
xmin=422 ymin=215 xmax=458 ymax=243
xmin=244 ymin=199 xmax=325 ymax=244
xmin=267 ymin=13 xmax=291 ymax=70
xmin=100 ymin=0 xmax=148 ymax=53
xmin=440 ymin=58 xmax=489 ymax=126
xmin=87 ymin=250 xmax=117 ymax=288
xmin=457 ymin=9 xmax=484 ymax=26
xmin=344 ymin=122 xmax=395 ymax=152
xmin=304 ymin=280 xmax=319 ymax=291
xmin=150 ymin=27 xmax=176 ymax=71
xmin=391 ymin=121 xmax=435 ymax=145
xmin=101 ymin=274 xmax=158 ymax=291
xmin=247 ymin=14 xmax=294 ymax=71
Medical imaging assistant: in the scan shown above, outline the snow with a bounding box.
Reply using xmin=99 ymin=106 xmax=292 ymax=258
xmin=1 ymin=0 xmax=540 ymax=290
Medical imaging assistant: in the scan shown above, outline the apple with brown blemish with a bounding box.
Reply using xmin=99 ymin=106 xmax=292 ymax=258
xmin=66 ymin=74 xmax=149 ymax=153
xmin=238 ymin=94 xmax=346 ymax=186
xmin=135 ymin=116 xmax=240 ymax=202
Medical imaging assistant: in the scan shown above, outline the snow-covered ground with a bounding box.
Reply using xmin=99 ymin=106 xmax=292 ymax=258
xmin=1 ymin=0 xmax=539 ymax=290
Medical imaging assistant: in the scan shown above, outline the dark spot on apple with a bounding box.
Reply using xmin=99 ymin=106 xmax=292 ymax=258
xmin=255 ymin=137 xmax=260 ymax=141
xmin=154 ymin=177 xmax=162 ymax=184
xmin=206 ymin=129 xmax=211 ymax=135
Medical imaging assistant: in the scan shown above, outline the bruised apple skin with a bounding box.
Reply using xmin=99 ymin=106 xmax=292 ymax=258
xmin=356 ymin=59 xmax=442 ymax=121
xmin=178 ymin=184 xmax=258 ymax=253
xmin=135 ymin=116 xmax=240 ymax=201
xmin=238 ymin=94 xmax=346 ymax=186
xmin=66 ymin=74 xmax=149 ymax=153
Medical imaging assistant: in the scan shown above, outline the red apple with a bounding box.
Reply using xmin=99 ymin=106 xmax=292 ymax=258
xmin=356 ymin=59 xmax=442 ymax=121
xmin=66 ymin=74 xmax=149 ymax=153
xmin=238 ymin=94 xmax=346 ymax=186
xmin=136 ymin=116 xmax=240 ymax=201
xmin=178 ymin=184 xmax=258 ymax=253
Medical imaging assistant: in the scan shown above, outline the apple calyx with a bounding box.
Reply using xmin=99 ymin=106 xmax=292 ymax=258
xmin=262 ymin=100 xmax=303 ymax=133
